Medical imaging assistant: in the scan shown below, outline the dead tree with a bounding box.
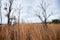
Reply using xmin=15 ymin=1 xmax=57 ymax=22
xmin=34 ymin=1 xmax=53 ymax=39
xmin=18 ymin=4 xmax=23 ymax=24
xmin=34 ymin=1 xmax=53 ymax=29
xmin=0 ymin=1 xmax=2 ymax=40
xmin=4 ymin=0 xmax=14 ymax=25
xmin=0 ymin=0 xmax=2 ymax=24
xmin=17 ymin=4 xmax=22 ymax=40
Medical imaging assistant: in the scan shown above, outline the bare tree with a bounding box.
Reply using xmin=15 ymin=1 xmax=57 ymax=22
xmin=34 ymin=1 xmax=53 ymax=29
xmin=17 ymin=4 xmax=23 ymax=40
xmin=0 ymin=1 xmax=2 ymax=40
xmin=4 ymin=0 xmax=14 ymax=25
xmin=18 ymin=4 xmax=23 ymax=24
xmin=0 ymin=0 xmax=2 ymax=24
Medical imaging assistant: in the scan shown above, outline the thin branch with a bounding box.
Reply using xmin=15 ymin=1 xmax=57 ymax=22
xmin=42 ymin=12 xmax=46 ymax=19
xmin=40 ymin=2 xmax=47 ymax=20
xmin=12 ymin=9 xmax=18 ymax=16
xmin=9 ymin=0 xmax=14 ymax=6
xmin=35 ymin=13 xmax=43 ymax=22
xmin=33 ymin=8 xmax=44 ymax=22
xmin=47 ymin=12 xmax=53 ymax=19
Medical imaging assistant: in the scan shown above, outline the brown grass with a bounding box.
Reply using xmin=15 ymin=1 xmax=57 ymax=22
xmin=0 ymin=23 xmax=60 ymax=40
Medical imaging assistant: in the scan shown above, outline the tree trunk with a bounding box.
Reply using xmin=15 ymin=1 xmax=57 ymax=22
xmin=7 ymin=5 xmax=11 ymax=25
xmin=8 ymin=17 xmax=10 ymax=24
xmin=44 ymin=19 xmax=48 ymax=29
xmin=7 ymin=14 xmax=10 ymax=24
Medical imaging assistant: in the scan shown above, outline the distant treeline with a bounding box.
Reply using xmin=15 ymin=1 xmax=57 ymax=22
xmin=48 ymin=19 xmax=60 ymax=24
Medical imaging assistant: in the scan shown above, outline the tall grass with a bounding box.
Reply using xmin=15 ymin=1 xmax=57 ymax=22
xmin=0 ymin=24 xmax=60 ymax=40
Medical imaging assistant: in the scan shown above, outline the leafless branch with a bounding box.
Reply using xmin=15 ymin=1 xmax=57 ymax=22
xmin=36 ymin=13 xmax=43 ymax=22
xmin=34 ymin=0 xmax=53 ymax=29
xmin=47 ymin=12 xmax=53 ymax=19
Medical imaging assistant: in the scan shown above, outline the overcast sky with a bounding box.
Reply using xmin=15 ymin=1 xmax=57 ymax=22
xmin=1 ymin=0 xmax=60 ymax=23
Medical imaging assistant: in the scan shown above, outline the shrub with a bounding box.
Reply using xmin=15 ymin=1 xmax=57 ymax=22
xmin=52 ymin=19 xmax=60 ymax=24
